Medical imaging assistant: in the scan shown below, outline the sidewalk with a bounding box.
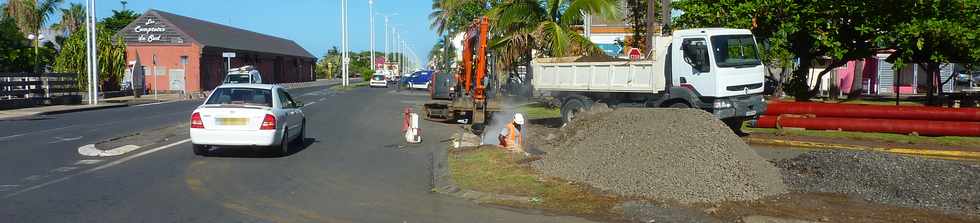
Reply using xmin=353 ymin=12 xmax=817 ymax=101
xmin=0 ymin=103 xmax=127 ymax=119
xmin=0 ymin=79 xmax=347 ymax=120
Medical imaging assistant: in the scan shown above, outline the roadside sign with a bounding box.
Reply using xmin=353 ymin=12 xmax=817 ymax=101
xmin=222 ymin=52 xmax=236 ymax=58
xmin=629 ymin=48 xmax=642 ymax=60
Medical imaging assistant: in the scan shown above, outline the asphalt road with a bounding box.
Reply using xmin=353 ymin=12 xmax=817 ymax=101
xmin=0 ymin=85 xmax=593 ymax=222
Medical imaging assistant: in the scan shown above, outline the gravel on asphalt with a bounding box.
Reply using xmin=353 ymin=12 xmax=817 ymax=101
xmin=776 ymin=150 xmax=980 ymax=215
xmin=530 ymin=108 xmax=787 ymax=204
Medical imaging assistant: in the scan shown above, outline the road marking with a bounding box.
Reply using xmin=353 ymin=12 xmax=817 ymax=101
xmin=78 ymin=144 xmax=142 ymax=157
xmin=0 ymin=125 xmax=74 ymax=141
xmin=318 ymin=98 xmax=326 ymax=102
xmin=0 ymin=185 xmax=19 ymax=192
xmin=74 ymin=160 xmax=103 ymax=165
xmin=0 ymin=133 xmax=25 ymax=141
xmin=133 ymin=100 xmax=183 ymax=107
xmin=22 ymin=175 xmax=45 ymax=181
xmin=305 ymin=101 xmax=317 ymax=106
xmin=48 ymin=136 xmax=83 ymax=144
xmin=50 ymin=166 xmax=79 ymax=173
xmin=4 ymin=139 xmax=190 ymax=198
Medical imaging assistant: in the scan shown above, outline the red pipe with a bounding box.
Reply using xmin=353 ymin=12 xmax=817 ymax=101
xmin=765 ymin=101 xmax=980 ymax=122
xmin=754 ymin=115 xmax=980 ymax=136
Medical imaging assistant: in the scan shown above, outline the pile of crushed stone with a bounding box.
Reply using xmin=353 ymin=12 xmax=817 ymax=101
xmin=777 ymin=150 xmax=980 ymax=215
xmin=531 ymin=108 xmax=787 ymax=204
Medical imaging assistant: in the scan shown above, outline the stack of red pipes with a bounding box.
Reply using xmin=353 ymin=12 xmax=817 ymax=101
xmin=752 ymin=101 xmax=980 ymax=136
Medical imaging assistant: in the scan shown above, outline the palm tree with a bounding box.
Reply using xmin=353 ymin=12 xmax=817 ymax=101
xmin=6 ymin=0 xmax=65 ymax=72
xmin=489 ymin=0 xmax=620 ymax=59
xmin=51 ymin=3 xmax=84 ymax=35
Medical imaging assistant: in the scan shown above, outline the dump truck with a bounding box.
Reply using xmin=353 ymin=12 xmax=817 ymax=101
xmin=531 ymin=28 xmax=767 ymax=130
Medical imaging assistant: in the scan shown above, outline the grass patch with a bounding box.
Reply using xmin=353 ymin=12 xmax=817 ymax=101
xmin=329 ymin=82 xmax=369 ymax=91
xmin=519 ymin=103 xmax=561 ymax=119
xmin=449 ymin=147 xmax=622 ymax=219
xmin=746 ymin=127 xmax=980 ymax=147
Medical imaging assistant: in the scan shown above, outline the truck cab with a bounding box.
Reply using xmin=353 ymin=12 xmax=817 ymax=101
xmin=669 ymin=29 xmax=766 ymax=121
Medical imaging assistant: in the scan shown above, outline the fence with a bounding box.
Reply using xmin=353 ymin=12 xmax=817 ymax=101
xmin=0 ymin=73 xmax=80 ymax=109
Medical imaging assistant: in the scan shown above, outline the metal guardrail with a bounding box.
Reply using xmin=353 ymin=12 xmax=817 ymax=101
xmin=0 ymin=73 xmax=80 ymax=109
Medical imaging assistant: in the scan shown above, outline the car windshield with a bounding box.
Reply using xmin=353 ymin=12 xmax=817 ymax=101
xmin=224 ymin=74 xmax=253 ymax=84
xmin=372 ymin=75 xmax=385 ymax=80
xmin=205 ymin=88 xmax=273 ymax=107
xmin=710 ymin=35 xmax=762 ymax=68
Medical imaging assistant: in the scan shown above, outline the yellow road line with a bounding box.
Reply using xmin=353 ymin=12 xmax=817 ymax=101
xmin=746 ymin=138 xmax=980 ymax=161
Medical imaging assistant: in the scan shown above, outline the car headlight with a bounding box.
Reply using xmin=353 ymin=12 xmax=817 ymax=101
xmin=713 ymin=100 xmax=733 ymax=109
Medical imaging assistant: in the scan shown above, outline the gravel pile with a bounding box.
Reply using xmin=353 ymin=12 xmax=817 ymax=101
xmin=531 ymin=108 xmax=787 ymax=204
xmin=777 ymin=150 xmax=980 ymax=215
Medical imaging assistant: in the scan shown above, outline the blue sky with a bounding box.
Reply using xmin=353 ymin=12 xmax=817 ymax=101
xmin=57 ymin=0 xmax=436 ymax=60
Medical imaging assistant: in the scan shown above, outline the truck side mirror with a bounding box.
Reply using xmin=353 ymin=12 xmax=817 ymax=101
xmin=683 ymin=43 xmax=710 ymax=72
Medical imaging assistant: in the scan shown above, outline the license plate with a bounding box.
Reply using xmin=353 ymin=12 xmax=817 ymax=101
xmin=218 ymin=118 xmax=248 ymax=126
xmin=746 ymin=110 xmax=758 ymax=116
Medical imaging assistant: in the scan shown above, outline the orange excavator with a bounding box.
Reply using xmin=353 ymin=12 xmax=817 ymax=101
xmin=424 ymin=16 xmax=501 ymax=126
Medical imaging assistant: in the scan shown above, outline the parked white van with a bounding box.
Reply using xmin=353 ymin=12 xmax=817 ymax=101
xmin=223 ymin=66 xmax=263 ymax=84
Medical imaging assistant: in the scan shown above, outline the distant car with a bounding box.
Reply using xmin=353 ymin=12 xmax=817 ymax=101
xmin=223 ymin=66 xmax=263 ymax=84
xmin=369 ymin=74 xmax=388 ymax=88
xmin=408 ymin=71 xmax=433 ymax=90
xmin=190 ymin=84 xmax=306 ymax=156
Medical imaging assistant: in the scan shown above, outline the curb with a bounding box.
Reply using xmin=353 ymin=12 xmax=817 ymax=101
xmin=37 ymin=103 xmax=129 ymax=116
xmin=745 ymin=137 xmax=980 ymax=160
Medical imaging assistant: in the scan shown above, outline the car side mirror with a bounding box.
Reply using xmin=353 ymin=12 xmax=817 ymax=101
xmin=295 ymin=101 xmax=304 ymax=108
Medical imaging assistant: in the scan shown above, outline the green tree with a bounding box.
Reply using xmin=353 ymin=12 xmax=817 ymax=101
xmin=52 ymin=25 xmax=127 ymax=91
xmin=99 ymin=9 xmax=140 ymax=34
xmin=6 ymin=0 xmax=64 ymax=73
xmin=625 ymin=0 xmax=651 ymax=50
xmin=50 ymin=3 xmax=83 ymax=35
xmin=675 ymin=0 xmax=888 ymax=101
xmin=882 ymin=0 xmax=980 ymax=105
xmin=0 ymin=15 xmax=34 ymax=72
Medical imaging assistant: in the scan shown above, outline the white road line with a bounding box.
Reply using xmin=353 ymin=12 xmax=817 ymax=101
xmin=4 ymin=139 xmax=190 ymax=198
xmin=50 ymin=166 xmax=78 ymax=173
xmin=133 ymin=100 xmax=183 ymax=107
xmin=305 ymin=102 xmax=317 ymax=106
xmin=0 ymin=125 xmax=74 ymax=141
xmin=74 ymin=160 xmax=103 ymax=165
xmin=0 ymin=185 xmax=19 ymax=192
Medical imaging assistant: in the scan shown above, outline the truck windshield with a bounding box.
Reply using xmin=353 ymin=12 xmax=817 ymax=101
xmin=710 ymin=35 xmax=762 ymax=68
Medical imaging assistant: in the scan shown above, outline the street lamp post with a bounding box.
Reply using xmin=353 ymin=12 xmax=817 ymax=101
xmin=86 ymin=0 xmax=99 ymax=105
xmin=341 ymin=0 xmax=350 ymax=86
xmin=369 ymin=0 xmax=375 ymax=71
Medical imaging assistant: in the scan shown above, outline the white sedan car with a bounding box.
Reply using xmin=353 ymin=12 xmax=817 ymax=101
xmin=369 ymin=74 xmax=387 ymax=87
xmin=190 ymin=84 xmax=306 ymax=156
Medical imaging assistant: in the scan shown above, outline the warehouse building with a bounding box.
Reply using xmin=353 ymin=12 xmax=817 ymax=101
xmin=118 ymin=9 xmax=316 ymax=93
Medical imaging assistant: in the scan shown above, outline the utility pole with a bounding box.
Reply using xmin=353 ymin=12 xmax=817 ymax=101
xmin=369 ymin=0 xmax=375 ymax=71
xmin=86 ymin=0 xmax=99 ymax=105
xmin=341 ymin=0 xmax=349 ymax=86
xmin=384 ymin=16 xmax=389 ymax=71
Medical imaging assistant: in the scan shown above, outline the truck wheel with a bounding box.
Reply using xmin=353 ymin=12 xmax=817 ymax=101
xmin=561 ymin=97 xmax=593 ymax=125
xmin=723 ymin=118 xmax=749 ymax=136
xmin=668 ymin=101 xmax=691 ymax=108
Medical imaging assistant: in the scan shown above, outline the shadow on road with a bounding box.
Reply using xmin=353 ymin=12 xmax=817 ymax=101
xmin=199 ymin=137 xmax=318 ymax=158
